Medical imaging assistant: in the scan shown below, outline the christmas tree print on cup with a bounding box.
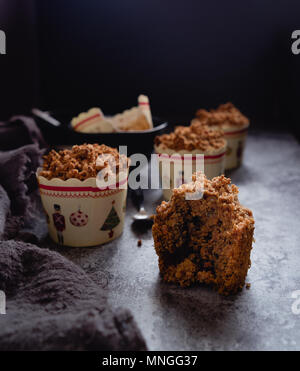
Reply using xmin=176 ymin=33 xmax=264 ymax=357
xmin=100 ymin=201 xmax=121 ymax=238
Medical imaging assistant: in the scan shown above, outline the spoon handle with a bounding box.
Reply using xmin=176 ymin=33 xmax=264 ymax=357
xmin=131 ymin=188 xmax=144 ymax=211
xmin=32 ymin=108 xmax=61 ymax=127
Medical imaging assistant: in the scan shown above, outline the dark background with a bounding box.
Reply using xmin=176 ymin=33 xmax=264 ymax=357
xmin=1 ymin=0 xmax=300 ymax=136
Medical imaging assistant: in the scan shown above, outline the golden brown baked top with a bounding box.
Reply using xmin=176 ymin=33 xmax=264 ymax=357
xmin=195 ymin=102 xmax=249 ymax=128
xmin=156 ymin=173 xmax=253 ymax=228
xmin=155 ymin=122 xmax=226 ymax=152
xmin=40 ymin=143 xmax=128 ymax=181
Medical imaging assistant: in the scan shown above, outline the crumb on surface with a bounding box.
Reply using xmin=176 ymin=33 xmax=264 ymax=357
xmin=246 ymin=283 xmax=251 ymax=290
xmin=152 ymin=172 xmax=255 ymax=296
xmin=137 ymin=239 xmax=142 ymax=247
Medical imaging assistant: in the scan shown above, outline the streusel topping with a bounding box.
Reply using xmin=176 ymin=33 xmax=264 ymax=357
xmin=155 ymin=122 xmax=226 ymax=152
xmin=40 ymin=143 xmax=128 ymax=181
xmin=195 ymin=102 xmax=249 ymax=128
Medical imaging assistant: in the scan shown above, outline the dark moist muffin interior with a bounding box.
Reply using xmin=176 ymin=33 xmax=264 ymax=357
xmin=152 ymin=174 xmax=255 ymax=295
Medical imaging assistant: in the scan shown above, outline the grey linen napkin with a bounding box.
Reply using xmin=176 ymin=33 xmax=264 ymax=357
xmin=0 ymin=115 xmax=46 ymax=151
xmin=0 ymin=144 xmax=43 ymax=216
xmin=0 ymin=185 xmax=10 ymax=239
xmin=0 ymin=143 xmax=46 ymax=242
xmin=0 ymin=240 xmax=146 ymax=351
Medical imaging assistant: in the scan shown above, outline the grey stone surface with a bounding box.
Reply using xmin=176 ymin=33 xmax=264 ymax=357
xmin=51 ymin=132 xmax=300 ymax=351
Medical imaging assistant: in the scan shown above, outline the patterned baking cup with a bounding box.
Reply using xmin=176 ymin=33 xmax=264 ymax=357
xmin=71 ymin=108 xmax=115 ymax=133
xmin=223 ymin=123 xmax=249 ymax=170
xmin=155 ymin=145 xmax=226 ymax=200
xmin=36 ymin=169 xmax=128 ymax=247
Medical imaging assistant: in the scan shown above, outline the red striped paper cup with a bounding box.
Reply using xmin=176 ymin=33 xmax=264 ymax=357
xmin=223 ymin=123 xmax=249 ymax=170
xmin=155 ymin=145 xmax=226 ymax=200
xmin=36 ymin=169 xmax=128 ymax=247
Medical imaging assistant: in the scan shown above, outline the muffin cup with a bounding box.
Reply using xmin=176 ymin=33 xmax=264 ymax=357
xmin=223 ymin=123 xmax=249 ymax=170
xmin=155 ymin=145 xmax=226 ymax=200
xmin=36 ymin=169 xmax=128 ymax=247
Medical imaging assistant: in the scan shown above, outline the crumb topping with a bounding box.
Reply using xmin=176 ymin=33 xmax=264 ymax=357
xmin=40 ymin=143 xmax=128 ymax=181
xmin=155 ymin=123 xmax=226 ymax=152
xmin=195 ymin=102 xmax=249 ymax=128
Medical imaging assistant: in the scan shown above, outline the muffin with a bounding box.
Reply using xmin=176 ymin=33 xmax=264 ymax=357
xmin=37 ymin=144 xmax=128 ymax=247
xmin=194 ymin=102 xmax=250 ymax=170
xmin=152 ymin=172 xmax=255 ymax=295
xmin=154 ymin=122 xmax=227 ymax=200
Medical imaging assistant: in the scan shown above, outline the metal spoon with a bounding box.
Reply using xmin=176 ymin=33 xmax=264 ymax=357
xmin=131 ymin=188 xmax=153 ymax=222
xmin=32 ymin=108 xmax=61 ymax=127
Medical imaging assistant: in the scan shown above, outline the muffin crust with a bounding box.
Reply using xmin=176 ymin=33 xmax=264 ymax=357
xmin=195 ymin=102 xmax=249 ymax=129
xmin=155 ymin=123 xmax=226 ymax=153
xmin=40 ymin=144 xmax=128 ymax=181
xmin=152 ymin=173 xmax=255 ymax=295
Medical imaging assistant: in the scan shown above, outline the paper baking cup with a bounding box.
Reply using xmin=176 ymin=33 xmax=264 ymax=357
xmin=155 ymin=146 xmax=226 ymax=200
xmin=37 ymin=169 xmax=128 ymax=247
xmin=223 ymin=124 xmax=249 ymax=170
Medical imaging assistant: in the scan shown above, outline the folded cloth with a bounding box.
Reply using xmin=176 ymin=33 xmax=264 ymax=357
xmin=0 ymin=144 xmax=43 ymax=216
xmin=0 ymin=185 xmax=10 ymax=239
xmin=0 ymin=240 xmax=147 ymax=351
xmin=0 ymin=115 xmax=46 ymax=151
xmin=0 ymin=116 xmax=46 ymax=239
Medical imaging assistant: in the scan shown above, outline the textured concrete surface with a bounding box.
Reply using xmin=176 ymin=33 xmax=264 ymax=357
xmin=52 ymin=132 xmax=300 ymax=351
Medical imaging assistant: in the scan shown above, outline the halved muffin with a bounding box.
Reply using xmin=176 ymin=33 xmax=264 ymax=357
xmin=152 ymin=173 xmax=255 ymax=295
